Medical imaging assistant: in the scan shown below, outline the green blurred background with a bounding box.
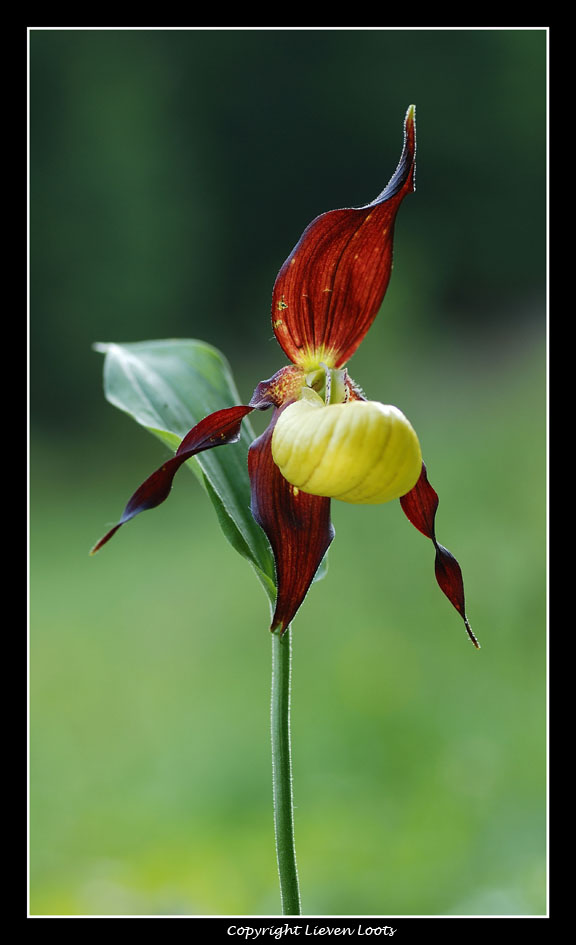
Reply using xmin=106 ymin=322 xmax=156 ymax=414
xmin=30 ymin=28 xmax=547 ymax=917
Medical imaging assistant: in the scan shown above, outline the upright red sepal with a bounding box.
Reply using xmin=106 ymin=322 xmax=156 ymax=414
xmin=272 ymin=105 xmax=416 ymax=369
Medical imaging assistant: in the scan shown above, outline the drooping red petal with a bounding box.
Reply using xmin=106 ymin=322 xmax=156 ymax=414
xmin=90 ymin=405 xmax=255 ymax=554
xmin=248 ymin=410 xmax=335 ymax=633
xmin=272 ymin=105 xmax=416 ymax=369
xmin=400 ymin=463 xmax=480 ymax=648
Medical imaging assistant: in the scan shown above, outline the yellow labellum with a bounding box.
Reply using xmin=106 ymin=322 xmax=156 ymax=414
xmin=271 ymin=392 xmax=422 ymax=504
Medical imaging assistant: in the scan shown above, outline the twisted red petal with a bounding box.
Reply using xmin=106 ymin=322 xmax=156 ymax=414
xmin=400 ymin=463 xmax=479 ymax=648
xmin=272 ymin=105 xmax=416 ymax=369
xmin=248 ymin=410 xmax=335 ymax=633
xmin=90 ymin=405 xmax=255 ymax=554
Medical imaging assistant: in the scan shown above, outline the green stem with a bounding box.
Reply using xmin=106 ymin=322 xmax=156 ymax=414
xmin=271 ymin=626 xmax=301 ymax=915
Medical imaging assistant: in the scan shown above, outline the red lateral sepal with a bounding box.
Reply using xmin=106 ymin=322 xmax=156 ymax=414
xmin=248 ymin=410 xmax=335 ymax=633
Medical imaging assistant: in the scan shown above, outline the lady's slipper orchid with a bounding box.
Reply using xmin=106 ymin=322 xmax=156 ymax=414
xmin=92 ymin=106 xmax=478 ymax=649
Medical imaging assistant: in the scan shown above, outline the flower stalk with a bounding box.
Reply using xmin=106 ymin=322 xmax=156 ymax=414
xmin=271 ymin=626 xmax=301 ymax=915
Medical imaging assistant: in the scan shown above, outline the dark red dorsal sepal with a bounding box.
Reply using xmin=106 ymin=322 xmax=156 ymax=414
xmin=272 ymin=105 xmax=416 ymax=369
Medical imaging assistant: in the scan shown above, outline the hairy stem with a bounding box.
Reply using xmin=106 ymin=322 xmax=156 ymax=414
xmin=271 ymin=627 xmax=301 ymax=915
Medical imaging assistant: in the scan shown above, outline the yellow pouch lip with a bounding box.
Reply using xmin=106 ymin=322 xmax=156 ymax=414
xmin=272 ymin=398 xmax=422 ymax=505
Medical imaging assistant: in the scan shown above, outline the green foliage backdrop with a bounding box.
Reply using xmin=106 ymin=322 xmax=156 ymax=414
xmin=30 ymin=27 xmax=546 ymax=917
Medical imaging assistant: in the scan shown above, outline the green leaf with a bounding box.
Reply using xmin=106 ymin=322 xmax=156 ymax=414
xmin=95 ymin=339 xmax=277 ymax=602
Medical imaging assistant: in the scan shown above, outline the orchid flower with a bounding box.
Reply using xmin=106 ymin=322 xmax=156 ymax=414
xmin=92 ymin=105 xmax=478 ymax=649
